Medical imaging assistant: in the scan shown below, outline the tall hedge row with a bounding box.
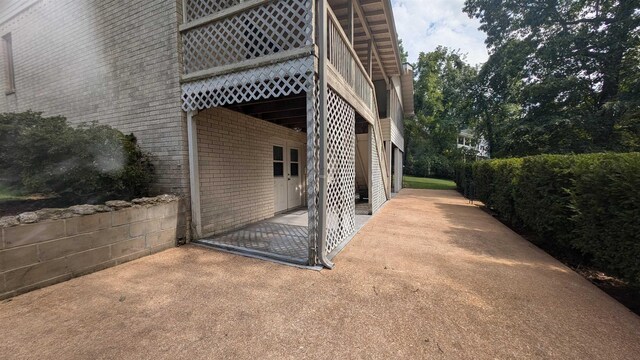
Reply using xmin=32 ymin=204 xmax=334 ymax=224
xmin=455 ymin=153 xmax=640 ymax=286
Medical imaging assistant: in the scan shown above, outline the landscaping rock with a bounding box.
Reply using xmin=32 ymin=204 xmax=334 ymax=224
xmin=18 ymin=212 xmax=38 ymax=224
xmin=131 ymin=197 xmax=155 ymax=205
xmin=105 ymin=200 xmax=131 ymax=209
xmin=35 ymin=208 xmax=76 ymax=220
xmin=0 ymin=216 xmax=19 ymax=228
xmin=94 ymin=205 xmax=113 ymax=213
xmin=132 ymin=195 xmax=179 ymax=206
xmin=69 ymin=205 xmax=97 ymax=215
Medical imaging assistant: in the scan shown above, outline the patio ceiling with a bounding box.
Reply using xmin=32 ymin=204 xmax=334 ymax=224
xmin=224 ymin=93 xmax=308 ymax=132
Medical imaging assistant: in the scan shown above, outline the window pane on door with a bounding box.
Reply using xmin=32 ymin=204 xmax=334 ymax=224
xmin=290 ymin=148 xmax=298 ymax=162
xmin=273 ymin=146 xmax=283 ymax=161
xmin=273 ymin=162 xmax=284 ymax=177
xmin=290 ymin=163 xmax=299 ymax=177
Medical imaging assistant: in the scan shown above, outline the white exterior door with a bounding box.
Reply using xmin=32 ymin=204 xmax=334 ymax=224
xmin=287 ymin=146 xmax=302 ymax=209
xmin=273 ymin=145 xmax=287 ymax=213
xmin=273 ymin=143 xmax=304 ymax=213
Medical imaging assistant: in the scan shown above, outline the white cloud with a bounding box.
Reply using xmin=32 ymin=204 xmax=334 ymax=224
xmin=391 ymin=0 xmax=489 ymax=66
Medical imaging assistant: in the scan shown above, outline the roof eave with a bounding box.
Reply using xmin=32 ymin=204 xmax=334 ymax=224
xmin=382 ymin=0 xmax=403 ymax=75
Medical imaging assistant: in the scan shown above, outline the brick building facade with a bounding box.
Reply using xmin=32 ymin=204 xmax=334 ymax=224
xmin=0 ymin=0 xmax=413 ymax=267
xmin=0 ymin=0 xmax=188 ymax=194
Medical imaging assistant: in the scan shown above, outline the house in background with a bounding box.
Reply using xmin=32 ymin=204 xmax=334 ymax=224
xmin=457 ymin=129 xmax=490 ymax=161
xmin=0 ymin=0 xmax=413 ymax=267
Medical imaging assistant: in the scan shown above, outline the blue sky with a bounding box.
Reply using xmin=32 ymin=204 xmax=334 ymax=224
xmin=391 ymin=0 xmax=489 ymax=66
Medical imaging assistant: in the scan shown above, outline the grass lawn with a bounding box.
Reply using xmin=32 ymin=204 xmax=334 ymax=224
xmin=0 ymin=185 xmax=60 ymax=216
xmin=0 ymin=185 xmax=28 ymax=202
xmin=0 ymin=184 xmax=47 ymax=202
xmin=403 ymin=176 xmax=457 ymax=190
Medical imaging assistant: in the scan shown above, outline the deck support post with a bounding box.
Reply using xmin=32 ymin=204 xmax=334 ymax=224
xmin=347 ymin=0 xmax=354 ymax=45
xmin=394 ymin=147 xmax=403 ymax=192
xmin=317 ymin=0 xmax=334 ymax=269
xmin=187 ymin=110 xmax=202 ymax=239
xmin=367 ymin=38 xmax=373 ymax=77
xmin=368 ymin=124 xmax=373 ymax=213
xmin=385 ymin=140 xmax=392 ymax=196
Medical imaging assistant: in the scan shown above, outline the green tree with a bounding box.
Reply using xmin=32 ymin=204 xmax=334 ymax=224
xmin=405 ymin=47 xmax=478 ymax=178
xmin=398 ymin=38 xmax=409 ymax=64
xmin=465 ymin=0 xmax=640 ymax=155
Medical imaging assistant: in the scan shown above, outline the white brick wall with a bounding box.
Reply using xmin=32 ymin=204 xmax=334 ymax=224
xmin=0 ymin=0 xmax=188 ymax=195
xmin=195 ymin=107 xmax=307 ymax=236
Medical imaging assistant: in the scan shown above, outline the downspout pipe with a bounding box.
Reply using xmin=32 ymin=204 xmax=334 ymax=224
xmin=316 ymin=0 xmax=334 ymax=269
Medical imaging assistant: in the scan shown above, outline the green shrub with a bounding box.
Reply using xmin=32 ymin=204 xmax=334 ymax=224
xmin=457 ymin=152 xmax=640 ymax=286
xmin=488 ymin=158 xmax=523 ymax=225
xmin=570 ymin=153 xmax=640 ymax=284
xmin=514 ymin=155 xmax=577 ymax=243
xmin=453 ymin=161 xmax=473 ymax=194
xmin=472 ymin=160 xmax=493 ymax=203
xmin=0 ymin=111 xmax=155 ymax=202
xmin=410 ymin=154 xmax=455 ymax=180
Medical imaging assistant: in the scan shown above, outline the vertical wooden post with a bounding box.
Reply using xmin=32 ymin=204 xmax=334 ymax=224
xmin=368 ymin=125 xmax=373 ymax=212
xmin=317 ymin=0 xmax=334 ymax=269
xmin=187 ymin=110 xmax=202 ymax=239
xmin=367 ymin=38 xmax=373 ymax=77
xmin=347 ymin=0 xmax=354 ymax=45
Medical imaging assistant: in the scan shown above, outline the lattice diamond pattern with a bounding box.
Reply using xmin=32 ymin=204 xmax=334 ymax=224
xmin=306 ymin=77 xmax=320 ymax=262
xmin=183 ymin=0 xmax=312 ymax=74
xmin=185 ymin=0 xmax=242 ymax=22
xmin=200 ymin=221 xmax=309 ymax=261
xmin=371 ymin=127 xmax=386 ymax=214
xmin=181 ymin=56 xmax=314 ymax=111
xmin=325 ymin=89 xmax=356 ymax=254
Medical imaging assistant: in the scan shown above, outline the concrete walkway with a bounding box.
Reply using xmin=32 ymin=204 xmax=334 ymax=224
xmin=1 ymin=189 xmax=639 ymax=359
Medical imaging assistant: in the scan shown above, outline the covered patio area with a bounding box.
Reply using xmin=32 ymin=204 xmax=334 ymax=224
xmin=180 ymin=0 xmax=394 ymax=268
xmin=196 ymin=208 xmax=372 ymax=265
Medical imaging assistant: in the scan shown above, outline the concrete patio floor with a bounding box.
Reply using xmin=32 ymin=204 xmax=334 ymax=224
xmin=1 ymin=189 xmax=640 ymax=359
xmin=196 ymin=208 xmax=371 ymax=264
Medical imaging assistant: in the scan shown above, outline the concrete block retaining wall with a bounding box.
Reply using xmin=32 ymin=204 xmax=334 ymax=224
xmin=0 ymin=195 xmax=185 ymax=300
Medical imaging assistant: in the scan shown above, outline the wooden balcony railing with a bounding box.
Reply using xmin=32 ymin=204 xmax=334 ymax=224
xmin=326 ymin=6 xmax=374 ymax=112
xmin=326 ymin=4 xmax=390 ymax=197
xmin=390 ymin=87 xmax=404 ymax=136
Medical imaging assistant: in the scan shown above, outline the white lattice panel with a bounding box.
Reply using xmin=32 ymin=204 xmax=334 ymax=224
xmin=371 ymin=128 xmax=386 ymax=214
xmin=183 ymin=0 xmax=313 ymax=74
xmin=185 ymin=0 xmax=242 ymax=22
xmin=306 ymin=78 xmax=320 ymax=262
xmin=325 ymin=89 xmax=356 ymax=254
xmin=181 ymin=56 xmax=314 ymax=111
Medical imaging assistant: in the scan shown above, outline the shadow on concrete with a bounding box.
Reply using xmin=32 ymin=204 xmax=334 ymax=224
xmin=433 ymin=201 xmax=571 ymax=275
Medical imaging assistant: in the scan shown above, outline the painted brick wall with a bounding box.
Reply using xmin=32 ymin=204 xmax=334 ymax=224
xmin=0 ymin=0 xmax=188 ymax=194
xmin=195 ymin=107 xmax=307 ymax=236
